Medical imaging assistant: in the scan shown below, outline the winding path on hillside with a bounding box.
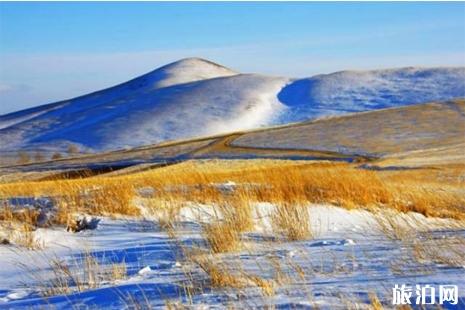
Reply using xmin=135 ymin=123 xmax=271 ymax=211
xmin=188 ymin=133 xmax=369 ymax=162
xmin=0 ymin=131 xmax=370 ymax=180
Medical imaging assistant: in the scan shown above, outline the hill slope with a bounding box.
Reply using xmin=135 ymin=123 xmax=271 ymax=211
xmin=2 ymin=100 xmax=463 ymax=177
xmin=0 ymin=58 xmax=464 ymax=153
xmin=278 ymin=67 xmax=465 ymax=121
xmin=233 ymin=99 xmax=465 ymax=158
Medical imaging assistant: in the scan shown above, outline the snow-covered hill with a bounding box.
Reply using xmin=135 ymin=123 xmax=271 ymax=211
xmin=0 ymin=58 xmax=464 ymax=152
xmin=277 ymin=67 xmax=465 ymax=121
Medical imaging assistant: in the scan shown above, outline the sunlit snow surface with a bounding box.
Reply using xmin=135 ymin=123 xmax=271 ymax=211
xmin=0 ymin=58 xmax=463 ymax=152
xmin=0 ymin=203 xmax=463 ymax=309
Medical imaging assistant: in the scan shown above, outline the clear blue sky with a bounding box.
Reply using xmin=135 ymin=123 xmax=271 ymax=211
xmin=1 ymin=2 xmax=464 ymax=114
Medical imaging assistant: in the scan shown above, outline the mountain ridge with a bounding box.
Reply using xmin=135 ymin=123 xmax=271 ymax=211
xmin=1 ymin=57 xmax=464 ymax=153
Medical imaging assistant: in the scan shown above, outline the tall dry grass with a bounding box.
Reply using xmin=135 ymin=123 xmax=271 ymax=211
xmin=19 ymin=250 xmax=128 ymax=296
xmin=202 ymin=221 xmax=242 ymax=253
xmin=3 ymin=159 xmax=462 ymax=307
xmin=0 ymin=160 xmax=463 ymax=228
xmin=1 ymin=179 xmax=139 ymax=221
xmin=200 ymin=196 xmax=256 ymax=253
xmin=186 ymin=251 xmax=276 ymax=297
xmin=272 ymin=203 xmax=312 ymax=241
xmin=0 ymin=205 xmax=44 ymax=249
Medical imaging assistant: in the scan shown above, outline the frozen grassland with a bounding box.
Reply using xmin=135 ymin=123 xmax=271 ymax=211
xmin=0 ymin=158 xmax=464 ymax=309
xmin=0 ymin=202 xmax=463 ymax=309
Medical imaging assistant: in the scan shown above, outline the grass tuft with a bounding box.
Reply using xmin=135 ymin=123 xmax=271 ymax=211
xmin=272 ymin=203 xmax=312 ymax=241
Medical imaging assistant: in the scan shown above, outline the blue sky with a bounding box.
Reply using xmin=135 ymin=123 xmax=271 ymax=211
xmin=1 ymin=2 xmax=464 ymax=114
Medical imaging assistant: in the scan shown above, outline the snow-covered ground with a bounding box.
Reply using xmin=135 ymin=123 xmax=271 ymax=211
xmin=1 ymin=201 xmax=464 ymax=309
xmin=0 ymin=58 xmax=463 ymax=153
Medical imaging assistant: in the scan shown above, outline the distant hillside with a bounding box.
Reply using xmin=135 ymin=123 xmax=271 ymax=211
xmin=2 ymin=100 xmax=463 ymax=177
xmin=277 ymin=67 xmax=465 ymax=122
xmin=233 ymin=99 xmax=465 ymax=158
xmin=0 ymin=57 xmax=464 ymax=153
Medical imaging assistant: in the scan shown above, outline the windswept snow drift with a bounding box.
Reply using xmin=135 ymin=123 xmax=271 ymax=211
xmin=0 ymin=58 xmax=464 ymax=152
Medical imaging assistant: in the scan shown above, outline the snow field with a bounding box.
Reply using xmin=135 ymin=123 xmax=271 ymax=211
xmin=1 ymin=200 xmax=464 ymax=309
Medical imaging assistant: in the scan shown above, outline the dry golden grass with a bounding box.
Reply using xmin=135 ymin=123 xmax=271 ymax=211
xmin=19 ymin=251 xmax=128 ymax=297
xmin=110 ymin=261 xmax=128 ymax=281
xmin=372 ymin=209 xmax=419 ymax=241
xmin=0 ymin=159 xmax=464 ymax=234
xmin=2 ymin=222 xmax=40 ymax=249
xmin=142 ymin=197 xmax=181 ymax=229
xmin=129 ymin=160 xmax=393 ymax=213
xmin=247 ymin=275 xmax=275 ymax=297
xmin=0 ymin=205 xmax=40 ymax=226
xmin=188 ymin=253 xmax=276 ymax=297
xmin=199 ymin=196 xmax=256 ymax=253
xmin=0 ymin=179 xmax=139 ymax=220
xmin=202 ymin=221 xmax=242 ymax=253
xmin=196 ymin=258 xmax=248 ymax=289
xmin=368 ymin=292 xmax=384 ymax=310
xmin=272 ymin=203 xmax=312 ymax=241
xmin=412 ymin=234 xmax=465 ymax=268
xmin=3 ymin=158 xmax=462 ymax=306
xmin=371 ymin=207 xmax=465 ymax=277
xmin=221 ymin=195 xmax=255 ymax=233
xmin=0 ymin=205 xmax=43 ymax=249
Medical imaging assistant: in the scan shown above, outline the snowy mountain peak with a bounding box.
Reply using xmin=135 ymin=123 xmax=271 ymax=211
xmin=159 ymin=57 xmax=236 ymax=72
xmin=148 ymin=57 xmax=238 ymax=89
